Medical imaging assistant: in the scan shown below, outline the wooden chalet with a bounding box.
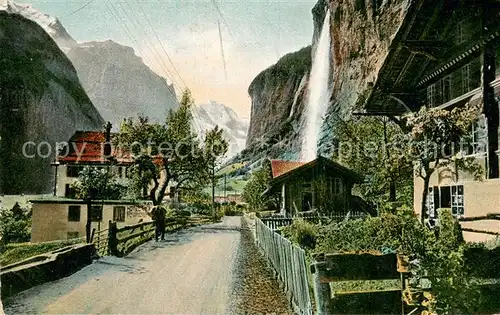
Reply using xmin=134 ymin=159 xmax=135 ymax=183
xmin=363 ymin=0 xmax=500 ymax=241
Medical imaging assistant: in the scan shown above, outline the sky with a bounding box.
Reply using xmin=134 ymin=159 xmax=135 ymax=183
xmin=25 ymin=0 xmax=318 ymax=118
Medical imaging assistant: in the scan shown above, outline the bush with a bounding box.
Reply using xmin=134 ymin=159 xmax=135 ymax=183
xmin=281 ymin=219 xmax=319 ymax=250
xmin=0 ymin=203 xmax=32 ymax=246
xmin=315 ymin=213 xmax=431 ymax=255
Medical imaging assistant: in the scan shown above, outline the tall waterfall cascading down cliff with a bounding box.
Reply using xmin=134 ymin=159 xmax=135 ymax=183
xmin=300 ymin=9 xmax=331 ymax=162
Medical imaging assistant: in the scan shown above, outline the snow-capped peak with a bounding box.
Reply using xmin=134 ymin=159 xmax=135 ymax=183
xmin=1 ymin=1 xmax=77 ymax=51
xmin=193 ymin=101 xmax=249 ymax=159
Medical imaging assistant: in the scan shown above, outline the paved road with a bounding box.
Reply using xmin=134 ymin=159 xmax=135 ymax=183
xmin=3 ymin=217 xmax=243 ymax=314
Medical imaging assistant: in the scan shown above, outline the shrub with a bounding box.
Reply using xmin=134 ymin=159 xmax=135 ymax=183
xmin=0 ymin=203 xmax=32 ymax=246
xmin=315 ymin=213 xmax=431 ymax=255
xmin=281 ymin=219 xmax=319 ymax=250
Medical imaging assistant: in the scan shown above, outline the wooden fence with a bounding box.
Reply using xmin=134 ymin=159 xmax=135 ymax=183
xmin=107 ymin=216 xmax=212 ymax=257
xmin=91 ymin=228 xmax=109 ymax=256
xmin=261 ymin=212 xmax=367 ymax=231
xmin=255 ymin=218 xmax=313 ymax=315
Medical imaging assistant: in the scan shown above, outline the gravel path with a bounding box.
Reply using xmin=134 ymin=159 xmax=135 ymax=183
xmin=2 ymin=216 xmax=293 ymax=314
xmin=229 ymin=217 xmax=294 ymax=315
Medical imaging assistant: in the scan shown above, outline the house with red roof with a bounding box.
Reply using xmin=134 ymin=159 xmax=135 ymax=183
xmin=52 ymin=122 xmax=133 ymax=198
xmin=29 ymin=123 xmax=153 ymax=243
xmin=264 ymin=156 xmax=374 ymax=217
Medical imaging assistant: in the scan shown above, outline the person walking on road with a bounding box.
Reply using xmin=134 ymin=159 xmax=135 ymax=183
xmin=151 ymin=206 xmax=166 ymax=241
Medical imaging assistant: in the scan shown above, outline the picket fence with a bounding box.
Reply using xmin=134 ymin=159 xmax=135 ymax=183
xmin=255 ymin=218 xmax=313 ymax=315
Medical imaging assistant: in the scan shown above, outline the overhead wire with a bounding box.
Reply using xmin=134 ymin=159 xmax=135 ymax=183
xmin=115 ymin=0 xmax=180 ymax=99
xmin=117 ymin=0 xmax=205 ymax=134
xmin=62 ymin=0 xmax=94 ymax=18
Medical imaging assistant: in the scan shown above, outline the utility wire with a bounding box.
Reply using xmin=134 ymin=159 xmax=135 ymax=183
xmin=62 ymin=0 xmax=94 ymax=18
xmin=210 ymin=0 xmax=234 ymax=39
xmin=133 ymin=1 xmax=188 ymax=89
xmin=218 ymin=21 xmax=228 ymax=81
xmin=116 ymin=0 xmax=180 ymax=98
xmin=105 ymin=0 xmax=179 ymax=105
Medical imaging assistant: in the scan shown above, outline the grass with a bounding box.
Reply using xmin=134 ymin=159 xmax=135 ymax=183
xmin=0 ymin=238 xmax=84 ymax=267
xmin=216 ymin=162 xmax=247 ymax=177
xmin=330 ymin=280 xmax=401 ymax=293
xmin=204 ymin=176 xmax=249 ymax=195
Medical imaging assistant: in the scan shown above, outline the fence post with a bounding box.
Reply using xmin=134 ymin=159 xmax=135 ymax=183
xmin=311 ymin=260 xmax=332 ymax=315
xmin=108 ymin=220 xmax=118 ymax=256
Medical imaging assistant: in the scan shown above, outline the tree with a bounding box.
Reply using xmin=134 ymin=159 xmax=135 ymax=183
xmin=242 ymin=159 xmax=276 ymax=212
xmin=417 ymin=209 xmax=480 ymax=314
xmin=405 ymin=105 xmax=483 ymax=222
xmin=72 ymin=166 xmax=125 ymax=242
xmin=204 ymin=125 xmax=229 ymax=219
xmin=0 ymin=202 xmax=31 ymax=245
xmin=115 ymin=89 xmax=208 ymax=205
xmin=333 ymin=115 xmax=414 ymax=208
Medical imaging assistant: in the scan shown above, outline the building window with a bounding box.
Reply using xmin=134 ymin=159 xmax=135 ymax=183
xmin=65 ymin=184 xmax=76 ymax=198
xmin=463 ymin=115 xmax=487 ymax=155
xmin=67 ymin=165 xmax=83 ymax=178
xmin=302 ymin=192 xmax=313 ymax=212
xmin=426 ymin=185 xmax=464 ymax=218
xmin=427 ymin=84 xmax=436 ymax=107
xmin=91 ymin=205 xmax=103 ymax=222
xmin=451 ymin=185 xmax=464 ymax=216
xmin=118 ymin=166 xmax=124 ymax=178
xmin=67 ymin=232 xmax=79 ymax=239
xmin=462 ymin=64 xmax=471 ymax=94
xmin=333 ymin=178 xmax=342 ymax=195
xmin=68 ymin=205 xmax=81 ymax=222
xmin=441 ymin=75 xmax=452 ymax=103
xmin=113 ymin=206 xmax=126 ymax=222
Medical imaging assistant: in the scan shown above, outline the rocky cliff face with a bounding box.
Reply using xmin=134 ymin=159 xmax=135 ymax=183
xmin=67 ymin=41 xmax=179 ymax=128
xmin=245 ymin=46 xmax=311 ymax=160
xmin=244 ymin=0 xmax=410 ymax=161
xmin=6 ymin=1 xmax=179 ymax=129
xmin=317 ymin=0 xmax=410 ymax=154
xmin=0 ymin=11 xmax=105 ymax=194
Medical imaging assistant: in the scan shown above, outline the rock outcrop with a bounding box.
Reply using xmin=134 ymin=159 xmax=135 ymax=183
xmin=67 ymin=41 xmax=179 ymax=128
xmin=318 ymin=0 xmax=410 ymax=154
xmin=5 ymin=1 xmax=179 ymax=129
xmin=244 ymin=46 xmax=311 ymax=161
xmin=0 ymin=11 xmax=105 ymax=194
xmin=243 ymin=0 xmax=410 ymax=162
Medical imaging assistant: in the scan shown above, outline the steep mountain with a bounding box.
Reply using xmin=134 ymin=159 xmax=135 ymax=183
xmin=243 ymin=0 xmax=410 ymax=162
xmin=67 ymin=41 xmax=179 ymax=128
xmin=1 ymin=1 xmax=77 ymax=51
xmin=6 ymin=1 xmax=179 ymax=129
xmin=0 ymin=10 xmax=105 ymax=194
xmin=194 ymin=101 xmax=249 ymax=158
xmin=244 ymin=46 xmax=311 ymax=161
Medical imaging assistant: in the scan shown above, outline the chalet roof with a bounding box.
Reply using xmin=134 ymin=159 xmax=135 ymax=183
xmin=270 ymin=160 xmax=306 ymax=178
xmin=57 ymin=131 xmax=134 ymax=165
xmin=269 ymin=156 xmax=363 ymax=186
xmin=363 ymin=0 xmax=499 ymax=115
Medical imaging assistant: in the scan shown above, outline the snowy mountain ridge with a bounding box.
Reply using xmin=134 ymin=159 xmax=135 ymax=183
xmin=194 ymin=101 xmax=249 ymax=158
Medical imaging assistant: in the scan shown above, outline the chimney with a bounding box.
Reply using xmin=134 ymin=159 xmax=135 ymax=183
xmin=104 ymin=121 xmax=112 ymax=157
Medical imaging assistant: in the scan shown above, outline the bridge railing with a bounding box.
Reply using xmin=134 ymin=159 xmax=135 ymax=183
xmin=255 ymin=218 xmax=313 ymax=315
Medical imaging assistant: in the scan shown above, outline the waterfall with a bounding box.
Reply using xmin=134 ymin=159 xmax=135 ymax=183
xmin=300 ymin=10 xmax=331 ymax=162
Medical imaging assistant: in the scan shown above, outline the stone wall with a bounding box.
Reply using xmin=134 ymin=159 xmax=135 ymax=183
xmin=0 ymin=244 xmax=95 ymax=299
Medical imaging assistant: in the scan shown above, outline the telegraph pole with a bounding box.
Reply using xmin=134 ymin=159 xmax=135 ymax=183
xmin=224 ymin=174 xmax=227 ymax=200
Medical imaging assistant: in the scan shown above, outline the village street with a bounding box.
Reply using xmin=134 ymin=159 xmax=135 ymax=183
xmin=2 ymin=217 xmax=292 ymax=314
